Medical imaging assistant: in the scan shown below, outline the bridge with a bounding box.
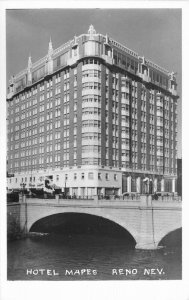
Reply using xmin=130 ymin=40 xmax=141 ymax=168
xmin=10 ymin=195 xmax=181 ymax=250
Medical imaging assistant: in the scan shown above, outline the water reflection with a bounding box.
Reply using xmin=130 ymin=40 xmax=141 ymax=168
xmin=8 ymin=231 xmax=181 ymax=281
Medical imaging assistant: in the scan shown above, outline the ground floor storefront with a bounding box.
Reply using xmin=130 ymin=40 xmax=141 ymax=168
xmin=122 ymin=173 xmax=177 ymax=194
xmin=7 ymin=167 xmax=177 ymax=198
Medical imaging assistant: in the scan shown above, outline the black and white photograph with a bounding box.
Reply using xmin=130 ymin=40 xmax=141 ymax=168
xmin=5 ymin=7 xmax=182 ymax=280
xmin=1 ymin=2 xmax=188 ymax=299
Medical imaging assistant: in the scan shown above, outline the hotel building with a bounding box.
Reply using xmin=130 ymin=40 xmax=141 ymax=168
xmin=7 ymin=25 xmax=178 ymax=197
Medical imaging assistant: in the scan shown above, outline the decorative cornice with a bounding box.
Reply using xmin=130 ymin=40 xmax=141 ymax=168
xmin=8 ymin=25 xmax=178 ymax=100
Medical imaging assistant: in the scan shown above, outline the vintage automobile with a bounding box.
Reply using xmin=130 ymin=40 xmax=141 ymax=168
xmin=122 ymin=192 xmax=140 ymax=200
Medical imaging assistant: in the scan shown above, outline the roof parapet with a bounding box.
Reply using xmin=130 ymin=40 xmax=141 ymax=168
xmin=8 ymin=25 xmax=176 ymax=97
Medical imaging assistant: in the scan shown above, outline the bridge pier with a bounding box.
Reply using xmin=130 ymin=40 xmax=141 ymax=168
xmin=135 ymin=242 xmax=158 ymax=250
xmin=19 ymin=194 xmax=29 ymax=234
xmin=135 ymin=195 xmax=158 ymax=250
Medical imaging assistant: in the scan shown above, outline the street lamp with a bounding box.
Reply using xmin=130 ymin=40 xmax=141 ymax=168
xmin=65 ymin=176 xmax=67 ymax=198
xmin=20 ymin=183 xmax=26 ymax=195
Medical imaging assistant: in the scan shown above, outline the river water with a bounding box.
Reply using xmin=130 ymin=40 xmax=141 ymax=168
xmin=7 ymin=233 xmax=181 ymax=281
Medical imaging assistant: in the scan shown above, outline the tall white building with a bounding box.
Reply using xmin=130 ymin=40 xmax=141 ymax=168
xmin=7 ymin=25 xmax=178 ymax=197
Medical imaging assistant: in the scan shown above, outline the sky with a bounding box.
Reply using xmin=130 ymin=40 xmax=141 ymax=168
xmin=6 ymin=9 xmax=182 ymax=157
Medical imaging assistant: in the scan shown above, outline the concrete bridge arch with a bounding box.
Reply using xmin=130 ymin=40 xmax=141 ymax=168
xmin=19 ymin=198 xmax=182 ymax=249
xmin=30 ymin=211 xmax=137 ymax=246
xmin=157 ymin=227 xmax=182 ymax=247
xmin=24 ymin=205 xmax=140 ymax=245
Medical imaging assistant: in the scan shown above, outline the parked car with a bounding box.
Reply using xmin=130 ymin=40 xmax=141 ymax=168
xmin=122 ymin=192 xmax=139 ymax=199
xmin=152 ymin=192 xmax=173 ymax=200
xmin=155 ymin=192 xmax=172 ymax=197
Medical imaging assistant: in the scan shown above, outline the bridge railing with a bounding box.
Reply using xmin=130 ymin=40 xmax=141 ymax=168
xmin=24 ymin=195 xmax=142 ymax=202
xmin=19 ymin=195 xmax=182 ymax=209
xmin=25 ymin=194 xmax=95 ymax=200
xmin=20 ymin=193 xmax=182 ymax=206
xmin=23 ymin=194 xmax=140 ymax=202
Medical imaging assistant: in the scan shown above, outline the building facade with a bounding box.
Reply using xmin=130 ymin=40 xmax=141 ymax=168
xmin=7 ymin=25 xmax=178 ymax=197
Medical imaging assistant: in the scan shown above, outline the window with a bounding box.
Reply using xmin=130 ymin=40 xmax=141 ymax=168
xmin=47 ymin=80 xmax=53 ymax=88
xmin=55 ymin=109 xmax=61 ymax=118
xmin=98 ymin=173 xmax=102 ymax=180
xmin=114 ymin=174 xmax=118 ymax=181
xmin=55 ymin=143 xmax=60 ymax=151
xmin=40 ymin=94 xmax=44 ymax=102
xmin=55 ymin=74 xmax=61 ymax=84
xmin=81 ymin=173 xmax=85 ymax=180
xmin=40 ymin=84 xmax=45 ymax=92
xmin=74 ymin=173 xmax=77 ymax=180
xmin=39 ymin=105 xmax=44 ymax=112
xmin=55 ymin=86 xmax=61 ymax=95
xmin=105 ymin=173 xmax=109 ymax=181
xmin=55 ymin=132 xmax=61 ymax=139
xmin=55 ymin=98 xmax=61 ymax=106
xmin=33 ymin=108 xmax=37 ymax=115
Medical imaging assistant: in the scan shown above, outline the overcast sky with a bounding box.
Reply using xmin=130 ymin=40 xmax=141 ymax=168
xmin=6 ymin=9 xmax=182 ymax=157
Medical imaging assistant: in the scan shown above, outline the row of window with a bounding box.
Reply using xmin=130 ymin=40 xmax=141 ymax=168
xmin=12 ymin=120 xmax=61 ymax=132
xmin=82 ymin=133 xmax=101 ymax=140
xmin=11 ymin=91 xmax=175 ymax=114
xmin=82 ymin=69 xmax=101 ymax=78
xmin=82 ymin=95 xmax=101 ymax=103
xmin=82 ymin=82 xmax=101 ymax=91
xmin=9 ymin=171 xmax=119 ymax=184
xmin=82 ymin=107 xmax=101 ymax=115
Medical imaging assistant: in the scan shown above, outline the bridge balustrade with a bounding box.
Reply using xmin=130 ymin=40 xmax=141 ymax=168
xmin=20 ymin=193 xmax=181 ymax=206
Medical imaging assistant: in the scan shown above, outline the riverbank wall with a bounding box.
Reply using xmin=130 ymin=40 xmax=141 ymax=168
xmin=7 ymin=203 xmax=23 ymax=240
